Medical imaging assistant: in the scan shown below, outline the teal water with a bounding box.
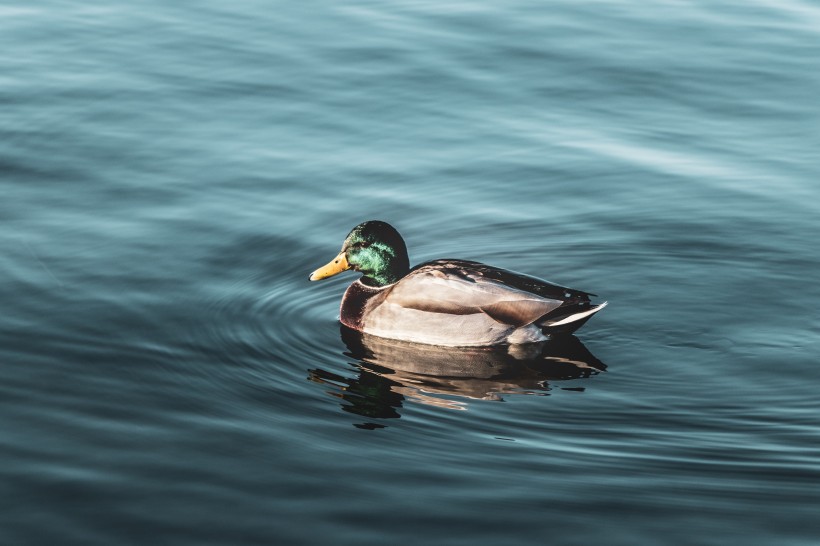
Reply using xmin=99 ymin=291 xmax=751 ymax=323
xmin=2 ymin=1 xmax=820 ymax=544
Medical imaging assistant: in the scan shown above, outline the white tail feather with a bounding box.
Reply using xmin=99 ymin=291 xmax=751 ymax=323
xmin=547 ymin=301 xmax=608 ymax=327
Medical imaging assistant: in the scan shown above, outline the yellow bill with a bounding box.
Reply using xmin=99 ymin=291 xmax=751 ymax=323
xmin=309 ymin=252 xmax=350 ymax=281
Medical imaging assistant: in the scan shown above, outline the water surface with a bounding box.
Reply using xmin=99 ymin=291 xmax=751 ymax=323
xmin=2 ymin=1 xmax=819 ymax=544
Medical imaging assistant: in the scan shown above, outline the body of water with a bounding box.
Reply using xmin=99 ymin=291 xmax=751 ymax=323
xmin=2 ymin=1 xmax=819 ymax=544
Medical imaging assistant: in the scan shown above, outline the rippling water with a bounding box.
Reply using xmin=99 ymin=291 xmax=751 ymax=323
xmin=2 ymin=1 xmax=819 ymax=544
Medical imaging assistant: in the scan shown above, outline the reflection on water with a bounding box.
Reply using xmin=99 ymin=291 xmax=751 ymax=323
xmin=309 ymin=326 xmax=606 ymax=427
xmin=4 ymin=0 xmax=820 ymax=542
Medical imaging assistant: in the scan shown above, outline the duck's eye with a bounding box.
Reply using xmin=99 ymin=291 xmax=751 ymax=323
xmin=353 ymin=242 xmax=371 ymax=250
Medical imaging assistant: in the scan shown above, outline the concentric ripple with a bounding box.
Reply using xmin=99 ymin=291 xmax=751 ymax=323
xmin=168 ymin=237 xmax=612 ymax=424
xmin=152 ymin=240 xmax=351 ymax=418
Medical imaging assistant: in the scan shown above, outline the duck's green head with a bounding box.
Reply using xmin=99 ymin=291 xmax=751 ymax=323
xmin=309 ymin=220 xmax=410 ymax=287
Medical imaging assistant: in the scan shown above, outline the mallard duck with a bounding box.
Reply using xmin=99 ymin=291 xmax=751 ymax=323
xmin=309 ymin=220 xmax=606 ymax=347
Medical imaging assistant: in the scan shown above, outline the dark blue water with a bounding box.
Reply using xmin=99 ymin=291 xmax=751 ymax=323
xmin=2 ymin=1 xmax=819 ymax=544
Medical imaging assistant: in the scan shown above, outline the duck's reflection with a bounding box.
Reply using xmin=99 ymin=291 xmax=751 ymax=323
xmin=308 ymin=326 xmax=607 ymax=427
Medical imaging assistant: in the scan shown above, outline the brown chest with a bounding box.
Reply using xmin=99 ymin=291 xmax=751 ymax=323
xmin=339 ymin=281 xmax=389 ymax=330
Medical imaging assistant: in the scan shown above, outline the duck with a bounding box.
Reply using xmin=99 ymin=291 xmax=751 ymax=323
xmin=309 ymin=220 xmax=607 ymax=347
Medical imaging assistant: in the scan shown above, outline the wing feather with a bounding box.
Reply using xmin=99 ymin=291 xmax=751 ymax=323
xmin=383 ymin=267 xmax=563 ymax=327
xmin=480 ymin=299 xmax=562 ymax=328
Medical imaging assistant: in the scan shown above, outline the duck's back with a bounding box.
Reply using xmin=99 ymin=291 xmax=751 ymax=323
xmin=344 ymin=260 xmax=600 ymax=347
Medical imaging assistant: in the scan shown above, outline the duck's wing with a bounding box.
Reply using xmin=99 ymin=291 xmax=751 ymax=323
xmin=381 ymin=260 xmax=569 ymax=329
xmin=416 ymin=259 xmax=595 ymax=301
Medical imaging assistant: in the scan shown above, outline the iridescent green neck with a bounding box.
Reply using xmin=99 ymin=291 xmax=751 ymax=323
xmin=343 ymin=220 xmax=410 ymax=287
xmin=358 ymin=242 xmax=405 ymax=286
